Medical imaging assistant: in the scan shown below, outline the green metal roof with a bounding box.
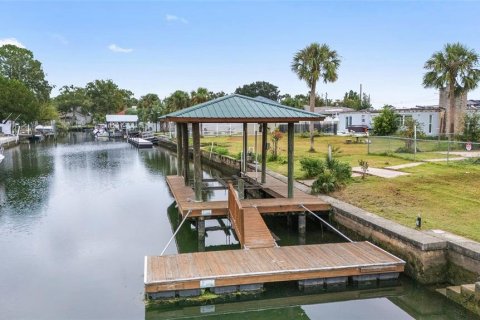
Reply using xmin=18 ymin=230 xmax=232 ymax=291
xmin=161 ymin=94 xmax=325 ymax=123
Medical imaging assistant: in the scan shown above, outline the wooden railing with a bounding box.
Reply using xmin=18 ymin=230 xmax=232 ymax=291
xmin=228 ymin=183 xmax=244 ymax=246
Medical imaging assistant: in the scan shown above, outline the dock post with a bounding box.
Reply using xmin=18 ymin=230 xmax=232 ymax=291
xmin=192 ymin=123 xmax=202 ymax=202
xmin=298 ymin=212 xmax=306 ymax=245
xmin=287 ymin=122 xmax=294 ymax=198
xmin=181 ymin=123 xmax=189 ymax=186
xmin=242 ymin=123 xmax=248 ymax=174
xmin=261 ymin=123 xmax=267 ymax=184
xmin=238 ymin=178 xmax=245 ymax=200
xmin=197 ymin=218 xmax=205 ymax=252
xmin=176 ymin=123 xmax=183 ymax=176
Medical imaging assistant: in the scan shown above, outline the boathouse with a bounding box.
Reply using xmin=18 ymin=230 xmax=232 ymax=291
xmin=146 ymin=94 xmax=405 ymax=299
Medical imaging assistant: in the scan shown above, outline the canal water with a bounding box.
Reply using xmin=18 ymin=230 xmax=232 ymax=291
xmin=0 ymin=133 xmax=478 ymax=320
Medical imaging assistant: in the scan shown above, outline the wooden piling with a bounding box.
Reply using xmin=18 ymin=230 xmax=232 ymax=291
xmin=192 ymin=123 xmax=202 ymax=202
xmin=176 ymin=123 xmax=183 ymax=176
xmin=261 ymin=123 xmax=267 ymax=184
xmin=181 ymin=123 xmax=189 ymax=186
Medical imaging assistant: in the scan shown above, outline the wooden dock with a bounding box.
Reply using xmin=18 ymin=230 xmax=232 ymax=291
xmin=146 ymin=175 xmax=405 ymax=299
xmin=145 ymin=241 xmax=405 ymax=296
xmin=128 ymin=137 xmax=153 ymax=149
xmin=244 ymin=171 xmax=315 ymax=199
xmin=165 ymin=175 xmax=330 ymax=218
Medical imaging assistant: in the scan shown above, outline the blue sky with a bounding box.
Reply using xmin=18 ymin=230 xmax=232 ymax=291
xmin=1 ymin=1 xmax=479 ymax=108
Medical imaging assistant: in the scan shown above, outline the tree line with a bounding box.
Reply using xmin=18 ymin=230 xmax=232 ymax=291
xmin=1 ymin=40 xmax=478 ymax=143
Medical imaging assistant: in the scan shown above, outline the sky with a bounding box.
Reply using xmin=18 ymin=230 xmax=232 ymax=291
xmin=1 ymin=0 xmax=479 ymax=108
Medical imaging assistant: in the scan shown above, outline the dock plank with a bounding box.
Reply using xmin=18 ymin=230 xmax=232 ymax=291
xmin=145 ymin=242 xmax=405 ymax=293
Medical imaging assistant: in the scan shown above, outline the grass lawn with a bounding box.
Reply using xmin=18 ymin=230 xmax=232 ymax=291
xmin=332 ymin=161 xmax=480 ymax=242
xmin=200 ymin=134 xmax=480 ymax=241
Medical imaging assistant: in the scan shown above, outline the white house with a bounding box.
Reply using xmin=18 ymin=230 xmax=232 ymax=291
xmin=335 ymin=106 xmax=441 ymax=136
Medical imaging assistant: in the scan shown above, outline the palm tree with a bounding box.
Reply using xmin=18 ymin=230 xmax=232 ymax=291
xmin=190 ymin=87 xmax=212 ymax=105
xmin=291 ymin=43 xmax=340 ymax=152
xmin=164 ymin=90 xmax=191 ymax=113
xmin=423 ymin=43 xmax=480 ymax=135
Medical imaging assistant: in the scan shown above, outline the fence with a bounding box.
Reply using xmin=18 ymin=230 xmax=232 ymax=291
xmin=278 ymin=122 xmax=337 ymax=135
xmin=368 ymin=136 xmax=480 ymax=162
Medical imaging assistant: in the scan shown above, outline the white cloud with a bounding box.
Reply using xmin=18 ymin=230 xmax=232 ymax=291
xmin=0 ymin=38 xmax=25 ymax=48
xmin=50 ymin=33 xmax=68 ymax=45
xmin=108 ymin=44 xmax=133 ymax=53
xmin=165 ymin=14 xmax=188 ymax=24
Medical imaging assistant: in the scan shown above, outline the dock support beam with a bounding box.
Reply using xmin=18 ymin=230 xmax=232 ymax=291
xmin=298 ymin=212 xmax=306 ymax=245
xmin=181 ymin=123 xmax=189 ymax=186
xmin=192 ymin=123 xmax=202 ymax=202
xmin=261 ymin=123 xmax=267 ymax=184
xmin=176 ymin=123 xmax=183 ymax=176
xmin=242 ymin=123 xmax=248 ymax=174
xmin=287 ymin=122 xmax=294 ymax=198
xmin=197 ymin=218 xmax=205 ymax=252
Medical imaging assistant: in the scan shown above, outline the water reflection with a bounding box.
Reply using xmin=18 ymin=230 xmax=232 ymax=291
xmin=145 ymin=276 xmax=479 ymax=319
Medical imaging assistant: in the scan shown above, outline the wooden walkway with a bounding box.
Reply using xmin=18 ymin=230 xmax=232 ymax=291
xmin=227 ymin=183 xmax=276 ymax=249
xmin=145 ymin=241 xmax=405 ymax=294
xmin=244 ymin=171 xmax=315 ymax=199
xmin=166 ymin=175 xmax=330 ymax=218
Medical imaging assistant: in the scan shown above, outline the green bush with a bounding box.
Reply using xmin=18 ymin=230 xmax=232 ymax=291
xmin=311 ymin=169 xmax=337 ymax=193
xmin=300 ymin=158 xmax=325 ymax=178
xmin=303 ymin=155 xmax=352 ymax=194
xmin=211 ymin=146 xmax=229 ymax=155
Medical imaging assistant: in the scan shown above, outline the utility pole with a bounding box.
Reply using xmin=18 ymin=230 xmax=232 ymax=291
xmin=359 ymin=84 xmax=363 ymax=109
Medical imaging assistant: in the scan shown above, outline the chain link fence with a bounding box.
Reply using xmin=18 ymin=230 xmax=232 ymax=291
xmin=368 ymin=136 xmax=480 ymax=162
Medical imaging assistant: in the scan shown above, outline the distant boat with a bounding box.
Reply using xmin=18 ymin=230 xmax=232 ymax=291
xmin=93 ymin=124 xmax=109 ymax=139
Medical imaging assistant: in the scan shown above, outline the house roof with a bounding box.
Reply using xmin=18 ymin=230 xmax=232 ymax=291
xmin=106 ymin=115 xmax=138 ymax=122
xmin=161 ymin=94 xmax=325 ymax=123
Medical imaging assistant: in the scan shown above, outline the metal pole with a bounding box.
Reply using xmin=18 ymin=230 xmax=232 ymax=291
xmin=160 ymin=209 xmax=192 ymax=255
xmin=300 ymin=204 xmax=353 ymax=243
xmin=414 ymin=124 xmax=417 ymax=161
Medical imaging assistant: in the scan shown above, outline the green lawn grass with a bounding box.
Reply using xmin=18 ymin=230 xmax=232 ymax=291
xmin=200 ymin=134 xmax=480 ymax=241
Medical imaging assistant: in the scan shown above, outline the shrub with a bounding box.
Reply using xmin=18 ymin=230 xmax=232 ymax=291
xmin=211 ymin=146 xmax=229 ymax=155
xmin=358 ymin=159 xmax=369 ymax=179
xmin=306 ymin=154 xmax=352 ymax=194
xmin=311 ymin=169 xmax=337 ymax=193
xmin=300 ymin=158 xmax=325 ymax=178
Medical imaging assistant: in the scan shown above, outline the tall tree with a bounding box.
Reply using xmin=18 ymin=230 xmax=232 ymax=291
xmin=0 ymin=44 xmax=52 ymax=102
xmin=423 ymin=43 xmax=480 ymax=135
xmin=164 ymin=90 xmax=191 ymax=113
xmin=138 ymin=93 xmax=163 ymax=131
xmin=234 ymin=81 xmax=280 ymax=101
xmin=0 ymin=76 xmax=39 ymax=123
xmin=190 ymin=87 xmax=212 ymax=105
xmin=281 ymin=94 xmax=311 ymax=109
xmin=55 ymin=85 xmax=90 ymax=124
xmin=342 ymin=90 xmax=371 ymax=110
xmin=85 ymin=79 xmax=134 ymax=119
xmin=291 ymin=43 xmax=340 ymax=151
